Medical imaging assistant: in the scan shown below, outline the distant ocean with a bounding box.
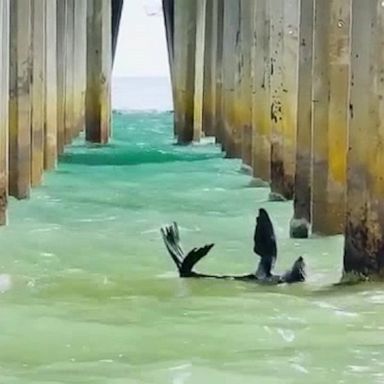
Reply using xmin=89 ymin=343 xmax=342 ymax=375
xmin=112 ymin=76 xmax=173 ymax=112
xmin=0 ymin=66 xmax=364 ymax=384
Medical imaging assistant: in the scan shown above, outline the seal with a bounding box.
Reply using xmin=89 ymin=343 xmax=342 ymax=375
xmin=161 ymin=208 xmax=305 ymax=284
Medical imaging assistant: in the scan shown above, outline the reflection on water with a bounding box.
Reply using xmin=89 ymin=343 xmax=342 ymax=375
xmin=0 ymin=111 xmax=383 ymax=383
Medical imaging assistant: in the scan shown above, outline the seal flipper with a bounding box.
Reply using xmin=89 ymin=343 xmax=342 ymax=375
xmin=280 ymin=256 xmax=306 ymax=284
xmin=253 ymin=208 xmax=277 ymax=277
xmin=161 ymin=223 xmax=215 ymax=277
xmin=179 ymin=244 xmax=215 ymax=277
xmin=161 ymin=224 xmax=182 ymax=270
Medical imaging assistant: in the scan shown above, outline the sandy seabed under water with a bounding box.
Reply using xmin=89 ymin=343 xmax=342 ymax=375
xmin=0 ymin=112 xmax=383 ymax=383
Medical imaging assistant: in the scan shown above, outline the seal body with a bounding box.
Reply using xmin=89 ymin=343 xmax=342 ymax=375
xmin=161 ymin=208 xmax=306 ymax=285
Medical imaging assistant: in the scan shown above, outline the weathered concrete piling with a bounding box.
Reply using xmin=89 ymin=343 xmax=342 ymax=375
xmin=0 ymin=0 xmax=121 ymax=223
xmin=312 ymin=0 xmax=350 ymax=236
xmin=193 ymin=0 xmax=207 ymax=142
xmin=31 ymin=0 xmax=45 ymax=188
xmin=343 ymin=0 xmax=384 ymax=281
xmin=269 ymin=0 xmax=299 ymax=202
xmin=9 ymin=0 xmax=32 ymax=200
xmin=112 ymin=0 xmax=124 ymax=63
xmin=222 ymin=0 xmax=241 ymax=157
xmin=86 ymin=0 xmax=112 ymax=144
xmin=289 ymin=0 xmax=313 ymax=239
xmin=251 ymin=0 xmax=271 ymax=185
xmin=165 ymin=0 xmax=384 ymax=279
xmin=45 ymin=0 xmax=58 ymax=171
xmin=237 ymin=0 xmax=253 ymax=167
xmin=0 ymin=0 xmax=9 ymax=225
xmin=173 ymin=0 xmax=197 ymax=143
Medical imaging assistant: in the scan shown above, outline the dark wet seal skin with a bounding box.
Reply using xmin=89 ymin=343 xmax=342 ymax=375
xmin=253 ymin=208 xmax=277 ymax=278
xmin=161 ymin=208 xmax=306 ymax=285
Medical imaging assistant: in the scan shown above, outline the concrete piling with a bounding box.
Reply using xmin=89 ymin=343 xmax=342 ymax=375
xmin=193 ymin=0 xmax=207 ymax=142
xmin=112 ymin=0 xmax=124 ymax=64
xmin=201 ymin=0 xmax=215 ymax=138
xmin=343 ymin=0 xmax=383 ymax=280
xmin=64 ymin=0 xmax=75 ymax=145
xmin=162 ymin=0 xmax=174 ymax=71
xmin=74 ymin=0 xmax=87 ymax=137
xmin=269 ymin=0 xmax=290 ymax=201
xmin=86 ymin=0 xmax=112 ymax=144
xmin=281 ymin=0 xmax=299 ymax=201
xmin=56 ymin=0 xmax=67 ymax=155
xmin=162 ymin=0 xmax=175 ymax=129
xmin=238 ymin=0 xmax=254 ymax=167
xmin=31 ymin=0 xmax=46 ymax=187
xmin=213 ymin=0 xmax=224 ymax=145
xmin=312 ymin=0 xmax=350 ymax=236
xmin=173 ymin=0 xmax=196 ymax=143
xmin=251 ymin=0 xmax=271 ymax=185
xmin=290 ymin=0 xmax=314 ymax=239
xmin=9 ymin=0 xmax=32 ymax=200
xmin=222 ymin=0 xmax=241 ymax=157
xmin=44 ymin=0 xmax=57 ymax=171
xmin=0 ymin=0 xmax=116 ymax=222
xmin=0 ymin=0 xmax=9 ymax=224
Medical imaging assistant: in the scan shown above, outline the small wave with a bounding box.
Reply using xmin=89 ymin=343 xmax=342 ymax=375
xmin=0 ymin=274 xmax=12 ymax=293
xmin=334 ymin=309 xmax=358 ymax=318
xmin=277 ymin=328 xmax=295 ymax=343
xmin=29 ymin=225 xmax=61 ymax=234
xmin=291 ymin=363 xmax=309 ymax=374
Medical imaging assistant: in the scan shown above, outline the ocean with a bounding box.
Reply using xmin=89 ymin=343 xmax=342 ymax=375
xmin=0 ymin=76 xmax=382 ymax=383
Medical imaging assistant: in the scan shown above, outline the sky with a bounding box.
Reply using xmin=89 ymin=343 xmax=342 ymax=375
xmin=113 ymin=0 xmax=171 ymax=78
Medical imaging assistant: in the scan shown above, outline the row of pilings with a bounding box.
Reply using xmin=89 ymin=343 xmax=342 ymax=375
xmin=163 ymin=0 xmax=384 ymax=281
xmin=0 ymin=0 xmax=123 ymax=225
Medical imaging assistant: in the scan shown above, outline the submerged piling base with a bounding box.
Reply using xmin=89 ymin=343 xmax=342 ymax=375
xmin=248 ymin=178 xmax=270 ymax=188
xmin=289 ymin=217 xmax=310 ymax=239
xmin=268 ymin=192 xmax=288 ymax=202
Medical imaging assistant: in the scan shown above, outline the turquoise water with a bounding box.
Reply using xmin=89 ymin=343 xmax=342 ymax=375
xmin=1 ymin=111 xmax=384 ymax=383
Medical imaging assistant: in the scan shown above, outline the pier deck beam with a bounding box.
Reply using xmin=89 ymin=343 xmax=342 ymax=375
xmin=86 ymin=0 xmax=112 ymax=144
xmin=9 ymin=0 xmax=32 ymax=200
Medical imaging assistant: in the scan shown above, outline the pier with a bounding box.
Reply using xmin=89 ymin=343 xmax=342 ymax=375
xmin=0 ymin=0 xmax=383 ymax=280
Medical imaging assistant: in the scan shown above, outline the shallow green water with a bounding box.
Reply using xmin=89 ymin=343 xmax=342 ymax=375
xmin=1 ymin=112 xmax=384 ymax=383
